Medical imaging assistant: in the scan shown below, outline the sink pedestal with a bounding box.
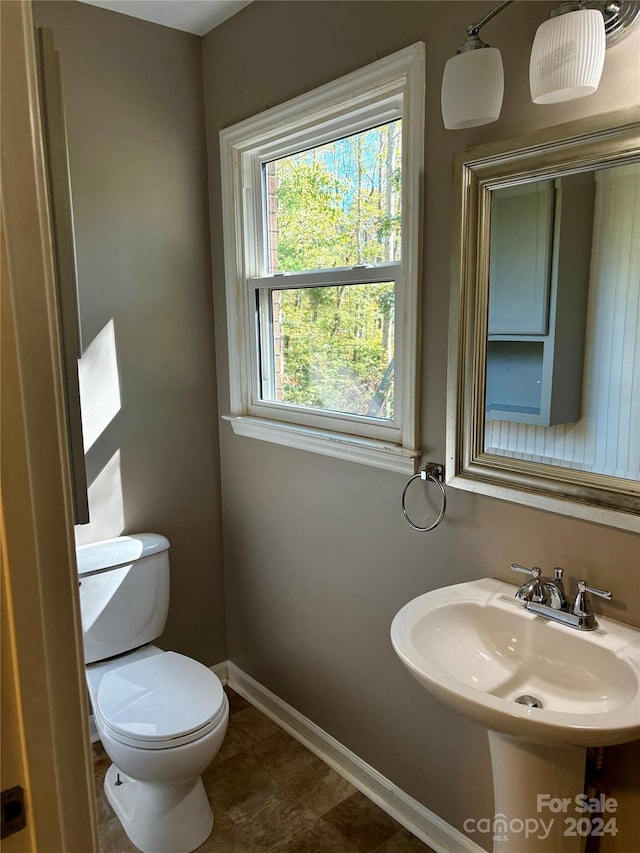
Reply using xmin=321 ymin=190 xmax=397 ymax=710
xmin=391 ymin=578 xmax=640 ymax=851
xmin=488 ymin=732 xmax=584 ymax=853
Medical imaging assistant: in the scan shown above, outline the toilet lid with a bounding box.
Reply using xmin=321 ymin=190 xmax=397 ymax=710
xmin=97 ymin=651 xmax=225 ymax=744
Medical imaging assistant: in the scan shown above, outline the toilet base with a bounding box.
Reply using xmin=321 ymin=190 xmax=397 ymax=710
xmin=104 ymin=763 xmax=213 ymax=853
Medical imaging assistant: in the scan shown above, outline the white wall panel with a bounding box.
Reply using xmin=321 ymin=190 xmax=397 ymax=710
xmin=486 ymin=163 xmax=640 ymax=480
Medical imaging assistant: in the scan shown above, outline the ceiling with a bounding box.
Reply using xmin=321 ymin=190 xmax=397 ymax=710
xmin=78 ymin=0 xmax=253 ymax=36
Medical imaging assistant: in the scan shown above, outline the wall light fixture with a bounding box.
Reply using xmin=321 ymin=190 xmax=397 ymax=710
xmin=441 ymin=1 xmax=640 ymax=130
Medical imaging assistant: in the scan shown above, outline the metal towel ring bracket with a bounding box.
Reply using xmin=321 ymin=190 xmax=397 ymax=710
xmin=401 ymin=463 xmax=447 ymax=532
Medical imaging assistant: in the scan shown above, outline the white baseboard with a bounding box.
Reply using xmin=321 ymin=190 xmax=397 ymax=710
xmin=89 ymin=714 xmax=99 ymax=744
xmin=226 ymin=661 xmax=484 ymax=853
xmin=210 ymin=660 xmax=228 ymax=684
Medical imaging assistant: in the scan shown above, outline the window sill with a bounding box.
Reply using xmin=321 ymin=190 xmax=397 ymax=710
xmin=223 ymin=415 xmax=420 ymax=475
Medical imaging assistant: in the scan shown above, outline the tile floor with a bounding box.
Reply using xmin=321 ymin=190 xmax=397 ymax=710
xmin=94 ymin=687 xmax=435 ymax=853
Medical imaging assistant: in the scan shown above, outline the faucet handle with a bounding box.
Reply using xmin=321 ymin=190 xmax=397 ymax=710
xmin=576 ymin=580 xmax=612 ymax=601
xmin=572 ymin=580 xmax=612 ymax=629
xmin=511 ymin=564 xmax=541 ymax=578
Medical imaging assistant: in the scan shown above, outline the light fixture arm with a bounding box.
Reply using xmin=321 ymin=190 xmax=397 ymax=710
xmin=467 ymin=0 xmax=514 ymax=38
xmin=459 ymin=0 xmax=513 ymax=51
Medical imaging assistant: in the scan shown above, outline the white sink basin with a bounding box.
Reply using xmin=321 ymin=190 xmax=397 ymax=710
xmin=391 ymin=577 xmax=640 ymax=747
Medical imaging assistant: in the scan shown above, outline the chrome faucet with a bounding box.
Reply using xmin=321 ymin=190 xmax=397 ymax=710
xmin=510 ymin=564 xmax=611 ymax=631
xmin=511 ymin=564 xmax=569 ymax=609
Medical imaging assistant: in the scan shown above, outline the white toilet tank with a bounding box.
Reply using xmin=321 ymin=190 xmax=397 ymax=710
xmin=77 ymin=534 xmax=171 ymax=664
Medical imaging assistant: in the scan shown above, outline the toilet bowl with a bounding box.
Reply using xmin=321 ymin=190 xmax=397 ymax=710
xmin=77 ymin=535 xmax=228 ymax=853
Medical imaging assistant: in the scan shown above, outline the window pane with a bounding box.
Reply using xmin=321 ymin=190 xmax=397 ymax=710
xmin=265 ymin=121 xmax=402 ymax=274
xmin=264 ymin=282 xmax=395 ymax=420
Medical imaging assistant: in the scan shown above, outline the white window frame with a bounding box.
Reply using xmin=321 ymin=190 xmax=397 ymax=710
xmin=219 ymin=43 xmax=425 ymax=474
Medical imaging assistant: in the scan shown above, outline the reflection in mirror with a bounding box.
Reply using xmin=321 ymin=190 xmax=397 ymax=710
xmin=485 ymin=162 xmax=639 ymax=481
xmin=447 ymin=107 xmax=640 ymax=532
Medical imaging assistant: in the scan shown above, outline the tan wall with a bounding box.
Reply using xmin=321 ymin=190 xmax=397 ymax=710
xmin=33 ymin=0 xmax=226 ymax=666
xmin=202 ymin=2 xmax=640 ymax=848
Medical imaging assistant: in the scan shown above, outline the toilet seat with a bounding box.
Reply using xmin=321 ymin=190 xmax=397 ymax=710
xmin=96 ymin=651 xmax=226 ymax=750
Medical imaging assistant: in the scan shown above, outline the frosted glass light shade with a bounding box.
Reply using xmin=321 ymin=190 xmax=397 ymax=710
xmin=441 ymin=47 xmax=504 ymax=130
xmin=530 ymin=9 xmax=606 ymax=104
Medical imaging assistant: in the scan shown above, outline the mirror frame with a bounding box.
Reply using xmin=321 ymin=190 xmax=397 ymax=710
xmin=447 ymin=106 xmax=640 ymax=533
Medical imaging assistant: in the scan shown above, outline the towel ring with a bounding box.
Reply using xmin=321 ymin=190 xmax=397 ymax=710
xmin=401 ymin=463 xmax=447 ymax=532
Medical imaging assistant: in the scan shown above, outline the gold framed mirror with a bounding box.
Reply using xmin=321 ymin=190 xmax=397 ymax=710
xmin=447 ymin=106 xmax=640 ymax=532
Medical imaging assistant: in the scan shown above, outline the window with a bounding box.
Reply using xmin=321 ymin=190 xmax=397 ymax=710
xmin=219 ymin=43 xmax=425 ymax=473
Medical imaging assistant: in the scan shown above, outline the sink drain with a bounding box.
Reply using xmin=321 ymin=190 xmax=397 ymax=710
xmin=515 ymin=694 xmax=543 ymax=709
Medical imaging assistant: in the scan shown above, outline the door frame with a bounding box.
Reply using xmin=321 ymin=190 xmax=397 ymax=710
xmin=1 ymin=1 xmax=98 ymax=850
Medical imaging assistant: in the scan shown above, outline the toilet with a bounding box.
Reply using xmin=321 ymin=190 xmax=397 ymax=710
xmin=76 ymin=533 xmax=228 ymax=853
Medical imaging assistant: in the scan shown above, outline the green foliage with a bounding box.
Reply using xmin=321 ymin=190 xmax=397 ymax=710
xmin=276 ymin=283 xmax=395 ymax=418
xmin=275 ymin=162 xmax=346 ymax=271
xmin=266 ymin=122 xmax=401 ymax=419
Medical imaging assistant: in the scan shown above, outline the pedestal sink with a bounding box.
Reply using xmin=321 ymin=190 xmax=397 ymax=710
xmin=390 ymin=578 xmax=640 ymax=852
